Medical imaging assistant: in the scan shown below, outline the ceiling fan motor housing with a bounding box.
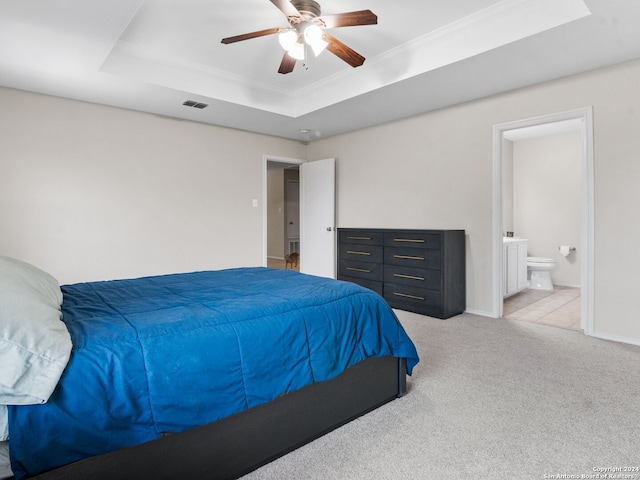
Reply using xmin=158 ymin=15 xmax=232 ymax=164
xmin=291 ymin=0 xmax=321 ymax=19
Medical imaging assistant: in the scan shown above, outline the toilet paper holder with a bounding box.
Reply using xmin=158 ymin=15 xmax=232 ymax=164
xmin=558 ymin=245 xmax=576 ymax=256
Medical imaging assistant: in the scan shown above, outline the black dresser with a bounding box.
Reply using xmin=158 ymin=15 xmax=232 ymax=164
xmin=337 ymin=228 xmax=465 ymax=319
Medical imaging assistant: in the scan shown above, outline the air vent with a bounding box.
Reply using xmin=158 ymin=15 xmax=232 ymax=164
xmin=183 ymin=100 xmax=208 ymax=109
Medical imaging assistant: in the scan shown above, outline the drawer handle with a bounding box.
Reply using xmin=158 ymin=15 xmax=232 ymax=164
xmin=394 ymin=255 xmax=425 ymax=261
xmin=394 ymin=238 xmax=425 ymax=243
xmin=347 ymin=267 xmax=372 ymax=273
xmin=347 ymin=236 xmax=372 ymax=241
xmin=393 ymin=274 xmax=425 ymax=281
xmin=347 ymin=251 xmax=371 ymax=256
xmin=393 ymin=292 xmax=425 ymax=301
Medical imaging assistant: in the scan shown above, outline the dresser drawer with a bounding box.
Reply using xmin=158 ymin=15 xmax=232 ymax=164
xmin=339 ymin=230 xmax=384 ymax=246
xmin=339 ymin=243 xmax=383 ymax=264
xmin=384 ymin=265 xmax=441 ymax=291
xmin=338 ymin=258 xmax=383 ymax=282
xmin=384 ymin=232 xmax=441 ymax=249
xmin=384 ymin=247 xmax=441 ymax=269
xmin=384 ymin=283 xmax=442 ymax=315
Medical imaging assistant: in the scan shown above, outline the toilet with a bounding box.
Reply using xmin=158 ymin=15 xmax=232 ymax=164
xmin=526 ymin=257 xmax=556 ymax=290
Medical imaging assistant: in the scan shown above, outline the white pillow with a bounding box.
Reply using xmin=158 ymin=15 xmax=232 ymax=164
xmin=0 ymin=256 xmax=71 ymax=405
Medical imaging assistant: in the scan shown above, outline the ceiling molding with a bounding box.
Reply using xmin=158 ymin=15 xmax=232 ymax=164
xmin=293 ymin=0 xmax=591 ymax=117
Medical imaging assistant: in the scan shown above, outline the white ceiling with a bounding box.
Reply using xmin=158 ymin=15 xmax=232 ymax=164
xmin=1 ymin=0 xmax=640 ymax=141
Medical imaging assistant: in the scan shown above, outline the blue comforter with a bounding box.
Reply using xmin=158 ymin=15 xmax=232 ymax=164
xmin=8 ymin=267 xmax=418 ymax=478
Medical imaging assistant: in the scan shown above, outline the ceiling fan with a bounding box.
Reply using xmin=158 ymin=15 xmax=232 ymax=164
xmin=221 ymin=0 xmax=377 ymax=74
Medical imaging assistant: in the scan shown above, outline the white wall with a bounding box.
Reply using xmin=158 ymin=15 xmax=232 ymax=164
xmin=513 ymin=132 xmax=582 ymax=287
xmin=0 ymin=87 xmax=306 ymax=284
xmin=4 ymin=57 xmax=640 ymax=344
xmin=308 ymin=58 xmax=640 ymax=344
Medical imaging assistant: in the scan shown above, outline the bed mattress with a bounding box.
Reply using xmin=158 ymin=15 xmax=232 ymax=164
xmin=8 ymin=267 xmax=418 ymax=478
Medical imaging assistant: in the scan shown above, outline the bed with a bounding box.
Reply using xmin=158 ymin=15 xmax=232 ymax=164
xmin=0 ymin=256 xmax=419 ymax=480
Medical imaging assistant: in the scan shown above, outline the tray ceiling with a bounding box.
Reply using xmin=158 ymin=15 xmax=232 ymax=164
xmin=1 ymin=0 xmax=640 ymax=140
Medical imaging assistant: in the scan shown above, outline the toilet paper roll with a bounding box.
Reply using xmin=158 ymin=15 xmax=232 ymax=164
xmin=559 ymin=245 xmax=571 ymax=257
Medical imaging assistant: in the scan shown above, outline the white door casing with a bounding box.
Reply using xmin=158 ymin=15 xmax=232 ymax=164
xmin=492 ymin=107 xmax=594 ymax=335
xmin=263 ymin=155 xmax=303 ymax=265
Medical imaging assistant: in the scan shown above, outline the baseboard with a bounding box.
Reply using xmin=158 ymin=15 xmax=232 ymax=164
xmin=589 ymin=330 xmax=640 ymax=347
xmin=267 ymin=256 xmax=285 ymax=261
xmin=552 ymin=282 xmax=581 ymax=288
xmin=469 ymin=309 xmax=640 ymax=347
xmin=462 ymin=308 xmax=496 ymax=318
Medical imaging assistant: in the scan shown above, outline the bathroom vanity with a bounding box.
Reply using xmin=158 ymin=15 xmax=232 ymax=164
xmin=503 ymin=237 xmax=528 ymax=298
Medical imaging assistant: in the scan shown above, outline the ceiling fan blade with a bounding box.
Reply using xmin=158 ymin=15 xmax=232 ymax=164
xmin=270 ymin=0 xmax=303 ymax=23
xmin=318 ymin=10 xmax=378 ymax=29
xmin=278 ymin=52 xmax=296 ymax=74
xmin=221 ymin=27 xmax=282 ymax=44
xmin=324 ymin=33 xmax=365 ymax=68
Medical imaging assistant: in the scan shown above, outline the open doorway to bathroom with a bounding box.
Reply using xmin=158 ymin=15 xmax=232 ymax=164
xmin=493 ymin=108 xmax=594 ymax=335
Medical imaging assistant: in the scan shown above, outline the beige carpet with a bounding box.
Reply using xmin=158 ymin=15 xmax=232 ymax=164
xmin=242 ymin=311 xmax=640 ymax=480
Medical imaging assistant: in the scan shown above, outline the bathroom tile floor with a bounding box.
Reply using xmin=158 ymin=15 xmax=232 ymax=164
xmin=504 ymin=286 xmax=581 ymax=331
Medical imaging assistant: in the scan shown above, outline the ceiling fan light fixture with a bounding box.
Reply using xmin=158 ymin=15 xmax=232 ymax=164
xmin=304 ymin=24 xmax=328 ymax=56
xmin=309 ymin=38 xmax=327 ymax=56
xmin=288 ymin=40 xmax=306 ymax=60
xmin=278 ymin=30 xmax=298 ymax=51
xmin=278 ymin=30 xmax=305 ymax=60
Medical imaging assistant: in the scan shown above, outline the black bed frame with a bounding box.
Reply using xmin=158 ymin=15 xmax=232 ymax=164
xmin=28 ymin=356 xmax=407 ymax=480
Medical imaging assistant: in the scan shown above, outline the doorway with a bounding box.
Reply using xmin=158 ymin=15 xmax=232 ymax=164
xmin=493 ymin=108 xmax=594 ymax=335
xmin=264 ymin=155 xmax=303 ymax=271
xmin=263 ymin=156 xmax=337 ymax=278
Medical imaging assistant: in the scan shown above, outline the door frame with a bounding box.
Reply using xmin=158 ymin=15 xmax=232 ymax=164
xmin=263 ymin=154 xmax=304 ymax=266
xmin=492 ymin=107 xmax=594 ymax=335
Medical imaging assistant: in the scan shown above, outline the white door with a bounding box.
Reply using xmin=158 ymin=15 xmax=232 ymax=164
xmin=299 ymin=158 xmax=336 ymax=278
